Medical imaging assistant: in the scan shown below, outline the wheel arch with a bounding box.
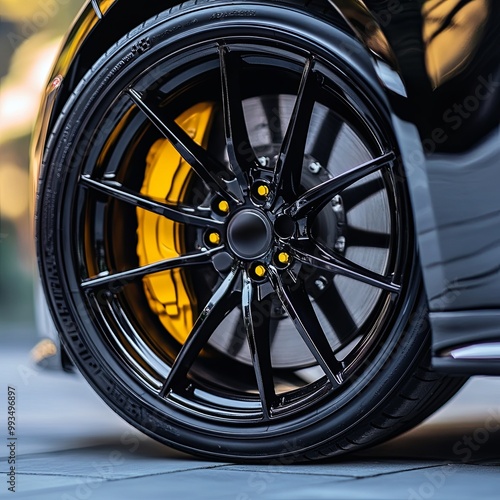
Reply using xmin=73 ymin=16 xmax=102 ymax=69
xmin=34 ymin=0 xmax=405 ymax=171
xmin=32 ymin=0 xmax=408 ymax=222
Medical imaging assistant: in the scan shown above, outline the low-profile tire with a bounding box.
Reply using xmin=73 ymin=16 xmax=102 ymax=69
xmin=37 ymin=0 xmax=466 ymax=462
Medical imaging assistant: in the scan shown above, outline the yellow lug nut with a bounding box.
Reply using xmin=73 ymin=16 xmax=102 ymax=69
xmin=208 ymin=232 xmax=221 ymax=245
xmin=218 ymin=200 xmax=230 ymax=214
xmin=254 ymin=265 xmax=267 ymax=278
xmin=257 ymin=184 xmax=270 ymax=198
xmin=278 ymin=252 xmax=290 ymax=265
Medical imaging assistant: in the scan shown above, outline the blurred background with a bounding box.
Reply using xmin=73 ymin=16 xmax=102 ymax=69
xmin=0 ymin=0 xmax=83 ymax=343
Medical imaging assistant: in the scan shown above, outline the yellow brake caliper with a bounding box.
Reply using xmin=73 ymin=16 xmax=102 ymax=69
xmin=136 ymin=103 xmax=215 ymax=345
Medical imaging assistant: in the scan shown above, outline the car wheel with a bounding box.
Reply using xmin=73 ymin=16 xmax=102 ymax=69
xmin=37 ymin=0 xmax=466 ymax=462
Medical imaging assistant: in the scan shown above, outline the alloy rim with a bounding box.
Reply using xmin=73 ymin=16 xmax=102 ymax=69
xmin=67 ymin=35 xmax=412 ymax=424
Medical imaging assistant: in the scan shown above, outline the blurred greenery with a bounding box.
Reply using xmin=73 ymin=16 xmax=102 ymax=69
xmin=0 ymin=0 xmax=84 ymax=337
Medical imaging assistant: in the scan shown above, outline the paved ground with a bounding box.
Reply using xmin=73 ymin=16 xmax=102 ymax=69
xmin=1 ymin=339 xmax=500 ymax=499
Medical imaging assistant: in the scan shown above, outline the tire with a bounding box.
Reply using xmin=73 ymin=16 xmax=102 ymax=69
xmin=37 ymin=0 xmax=466 ymax=462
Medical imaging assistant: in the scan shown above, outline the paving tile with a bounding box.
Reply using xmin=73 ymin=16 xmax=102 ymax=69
xmin=224 ymin=459 xmax=445 ymax=478
xmin=0 ymin=348 xmax=137 ymax=457
xmin=5 ymin=464 xmax=500 ymax=500
xmin=5 ymin=468 xmax=350 ymax=500
xmin=2 ymin=344 xmax=500 ymax=499
xmin=265 ymin=464 xmax=500 ymax=500
xmin=364 ymin=419 xmax=500 ymax=462
xmin=1 ymin=474 xmax=104 ymax=497
xmin=1 ymin=444 xmax=226 ymax=480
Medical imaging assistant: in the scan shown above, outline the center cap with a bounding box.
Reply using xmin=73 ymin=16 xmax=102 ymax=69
xmin=227 ymin=210 xmax=273 ymax=260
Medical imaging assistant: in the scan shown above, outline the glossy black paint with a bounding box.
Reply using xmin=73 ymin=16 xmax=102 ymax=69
xmin=32 ymin=0 xmax=500 ymax=374
xmin=366 ymin=0 xmax=500 ymax=369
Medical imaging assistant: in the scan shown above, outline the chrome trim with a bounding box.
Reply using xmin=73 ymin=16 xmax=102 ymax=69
xmin=448 ymin=343 xmax=500 ymax=360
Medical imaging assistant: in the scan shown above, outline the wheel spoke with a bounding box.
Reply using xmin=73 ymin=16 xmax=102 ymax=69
xmin=242 ymin=271 xmax=276 ymax=419
xmin=268 ymin=266 xmax=344 ymax=386
xmin=290 ymin=241 xmax=400 ymax=293
xmin=219 ymin=45 xmax=260 ymax=187
xmin=271 ymin=57 xmax=317 ymax=203
xmin=341 ymin=176 xmax=385 ymax=212
xmin=344 ymin=226 xmax=391 ymax=249
xmin=228 ymin=297 xmax=280 ymax=358
xmin=127 ymin=88 xmax=241 ymax=203
xmin=160 ymin=268 xmax=241 ymax=396
xmin=80 ymin=175 xmax=223 ymax=228
xmin=81 ymin=247 xmax=222 ymax=290
xmin=285 ymin=152 xmax=395 ymax=219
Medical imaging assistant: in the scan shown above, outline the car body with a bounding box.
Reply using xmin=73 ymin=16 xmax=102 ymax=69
xmin=31 ymin=0 xmax=500 ymax=461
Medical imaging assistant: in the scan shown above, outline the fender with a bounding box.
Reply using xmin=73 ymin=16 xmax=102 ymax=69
xmin=330 ymin=0 xmax=500 ymax=373
xmin=368 ymin=1 xmax=500 ymax=373
xmin=32 ymin=0 xmax=403 ymax=177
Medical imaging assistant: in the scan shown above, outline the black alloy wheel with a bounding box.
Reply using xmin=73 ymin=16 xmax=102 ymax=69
xmin=37 ymin=0 xmax=466 ymax=461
